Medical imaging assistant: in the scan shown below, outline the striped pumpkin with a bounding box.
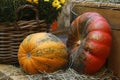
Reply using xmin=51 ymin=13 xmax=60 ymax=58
xmin=18 ymin=32 xmax=68 ymax=74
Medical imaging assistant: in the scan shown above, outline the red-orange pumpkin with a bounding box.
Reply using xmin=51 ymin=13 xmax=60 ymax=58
xmin=18 ymin=32 xmax=68 ymax=74
xmin=67 ymin=12 xmax=112 ymax=74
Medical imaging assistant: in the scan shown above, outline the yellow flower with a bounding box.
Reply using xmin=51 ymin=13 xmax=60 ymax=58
xmin=27 ymin=0 xmax=38 ymax=4
xmin=56 ymin=4 xmax=61 ymax=9
xmin=44 ymin=0 xmax=49 ymax=2
xmin=52 ymin=0 xmax=61 ymax=9
xmin=34 ymin=0 xmax=38 ymax=4
xmin=59 ymin=0 xmax=65 ymax=4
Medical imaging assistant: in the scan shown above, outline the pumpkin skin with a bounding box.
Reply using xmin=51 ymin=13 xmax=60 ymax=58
xmin=18 ymin=32 xmax=68 ymax=74
xmin=67 ymin=12 xmax=112 ymax=74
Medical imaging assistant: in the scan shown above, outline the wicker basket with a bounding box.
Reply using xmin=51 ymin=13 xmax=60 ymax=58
xmin=0 ymin=4 xmax=50 ymax=64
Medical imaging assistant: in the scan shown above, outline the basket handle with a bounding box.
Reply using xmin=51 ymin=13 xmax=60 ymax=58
xmin=15 ymin=4 xmax=39 ymax=29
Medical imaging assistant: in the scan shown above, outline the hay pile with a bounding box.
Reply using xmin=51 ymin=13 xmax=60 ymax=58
xmin=27 ymin=68 xmax=119 ymax=80
xmin=0 ymin=64 xmax=119 ymax=80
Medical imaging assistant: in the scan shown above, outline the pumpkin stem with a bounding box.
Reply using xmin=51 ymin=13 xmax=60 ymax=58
xmin=27 ymin=52 xmax=31 ymax=58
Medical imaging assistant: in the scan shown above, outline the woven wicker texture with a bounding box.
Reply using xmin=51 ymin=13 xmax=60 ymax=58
xmin=0 ymin=4 xmax=50 ymax=64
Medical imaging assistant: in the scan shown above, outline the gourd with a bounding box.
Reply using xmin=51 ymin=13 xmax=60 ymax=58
xmin=67 ymin=12 xmax=112 ymax=74
xmin=18 ymin=32 xmax=68 ymax=74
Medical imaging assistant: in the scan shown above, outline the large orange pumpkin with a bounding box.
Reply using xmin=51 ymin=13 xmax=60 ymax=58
xmin=18 ymin=32 xmax=68 ymax=74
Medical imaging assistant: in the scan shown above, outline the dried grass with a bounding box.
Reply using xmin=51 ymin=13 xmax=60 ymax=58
xmin=0 ymin=64 xmax=119 ymax=80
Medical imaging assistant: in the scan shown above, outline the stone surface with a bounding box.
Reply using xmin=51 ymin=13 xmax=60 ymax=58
xmin=0 ymin=64 xmax=27 ymax=80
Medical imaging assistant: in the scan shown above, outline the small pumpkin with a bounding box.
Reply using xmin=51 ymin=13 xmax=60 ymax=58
xmin=67 ymin=12 xmax=112 ymax=74
xmin=18 ymin=32 xmax=68 ymax=74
